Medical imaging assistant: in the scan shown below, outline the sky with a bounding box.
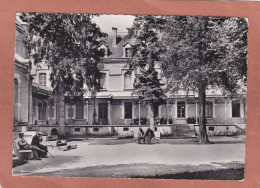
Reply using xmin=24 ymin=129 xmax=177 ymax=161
xmin=92 ymin=14 xmax=135 ymax=34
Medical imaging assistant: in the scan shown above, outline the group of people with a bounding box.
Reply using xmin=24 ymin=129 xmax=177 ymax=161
xmin=137 ymin=128 xmax=155 ymax=144
xmin=17 ymin=132 xmax=48 ymax=160
xmin=17 ymin=128 xmax=155 ymax=160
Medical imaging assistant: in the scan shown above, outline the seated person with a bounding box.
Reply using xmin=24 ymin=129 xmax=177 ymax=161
xmin=17 ymin=133 xmax=45 ymax=160
xmin=31 ymin=132 xmax=48 ymax=158
xmin=137 ymin=128 xmax=145 ymax=144
xmin=144 ymin=128 xmax=155 ymax=144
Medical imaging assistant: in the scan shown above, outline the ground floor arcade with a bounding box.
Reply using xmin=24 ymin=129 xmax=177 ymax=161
xmin=29 ymin=93 xmax=246 ymax=136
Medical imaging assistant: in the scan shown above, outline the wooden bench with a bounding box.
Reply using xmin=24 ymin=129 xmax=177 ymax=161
xmin=13 ymin=140 xmax=33 ymax=160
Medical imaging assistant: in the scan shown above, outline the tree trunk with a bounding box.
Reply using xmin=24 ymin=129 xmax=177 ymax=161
xmin=148 ymin=52 xmax=155 ymax=131
xmin=198 ymin=81 xmax=210 ymax=144
xmin=149 ymin=102 xmax=155 ymax=131
xmin=93 ymin=96 xmax=96 ymax=125
xmin=58 ymin=85 xmax=66 ymax=137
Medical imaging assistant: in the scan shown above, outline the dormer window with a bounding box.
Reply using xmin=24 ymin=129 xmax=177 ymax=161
xmin=123 ymin=42 xmax=132 ymax=58
xmin=39 ymin=73 xmax=46 ymax=86
xmin=98 ymin=44 xmax=108 ymax=58
xmin=100 ymin=48 xmax=107 ymax=58
xmin=125 ymin=48 xmax=131 ymax=58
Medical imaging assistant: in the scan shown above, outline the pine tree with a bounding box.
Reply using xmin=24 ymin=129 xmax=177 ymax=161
xmin=127 ymin=15 xmax=166 ymax=130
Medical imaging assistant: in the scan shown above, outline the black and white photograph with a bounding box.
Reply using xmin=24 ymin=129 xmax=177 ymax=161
xmin=13 ymin=12 xmax=248 ymax=180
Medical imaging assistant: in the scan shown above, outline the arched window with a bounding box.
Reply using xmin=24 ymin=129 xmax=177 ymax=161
xmin=124 ymin=73 xmax=132 ymax=90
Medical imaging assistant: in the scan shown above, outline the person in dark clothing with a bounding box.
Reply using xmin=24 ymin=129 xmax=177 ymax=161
xmin=17 ymin=133 xmax=45 ymax=160
xmin=137 ymin=128 xmax=145 ymax=144
xmin=144 ymin=128 xmax=155 ymax=144
xmin=31 ymin=132 xmax=48 ymax=158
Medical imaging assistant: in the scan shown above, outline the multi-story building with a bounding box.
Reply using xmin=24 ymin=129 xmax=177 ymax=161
xmin=14 ymin=15 xmax=52 ymax=134
xmin=13 ymin=15 xmax=33 ymax=130
xmin=14 ymin=21 xmax=246 ymax=137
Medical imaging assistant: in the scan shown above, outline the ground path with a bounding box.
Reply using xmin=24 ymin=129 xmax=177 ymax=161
xmin=13 ymin=136 xmax=245 ymax=179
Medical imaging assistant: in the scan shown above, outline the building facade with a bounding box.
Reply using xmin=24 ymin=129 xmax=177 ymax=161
xmin=14 ymin=23 xmax=246 ymax=137
xmin=13 ymin=16 xmax=33 ymax=130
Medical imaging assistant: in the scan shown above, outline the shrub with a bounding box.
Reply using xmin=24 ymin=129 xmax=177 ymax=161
xmin=187 ymin=117 xmax=196 ymax=124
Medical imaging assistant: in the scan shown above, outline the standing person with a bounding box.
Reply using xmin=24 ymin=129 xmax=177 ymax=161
xmin=137 ymin=128 xmax=145 ymax=144
xmin=31 ymin=132 xmax=48 ymax=158
xmin=17 ymin=133 xmax=45 ymax=160
xmin=145 ymin=128 xmax=155 ymax=144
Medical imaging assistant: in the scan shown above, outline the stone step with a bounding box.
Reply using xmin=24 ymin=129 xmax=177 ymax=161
xmin=174 ymin=124 xmax=195 ymax=137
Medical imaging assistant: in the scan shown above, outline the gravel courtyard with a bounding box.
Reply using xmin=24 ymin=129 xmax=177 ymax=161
xmin=13 ymin=136 xmax=245 ymax=179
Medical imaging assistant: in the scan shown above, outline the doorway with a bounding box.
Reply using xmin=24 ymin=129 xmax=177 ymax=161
xmin=98 ymin=103 xmax=108 ymax=125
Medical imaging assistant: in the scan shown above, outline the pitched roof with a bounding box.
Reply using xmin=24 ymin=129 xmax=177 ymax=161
xmin=102 ymin=33 xmax=136 ymax=59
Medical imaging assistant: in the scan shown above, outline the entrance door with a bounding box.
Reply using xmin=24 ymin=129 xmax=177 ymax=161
xmin=98 ymin=103 xmax=108 ymax=125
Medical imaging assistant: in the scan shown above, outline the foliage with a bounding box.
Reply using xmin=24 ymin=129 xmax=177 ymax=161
xmin=187 ymin=117 xmax=196 ymax=124
xmin=127 ymin=15 xmax=166 ymax=111
xmin=160 ymin=16 xmax=248 ymax=143
xmin=21 ymin=13 xmax=107 ymax=96
xmin=161 ymin=16 xmax=248 ymax=97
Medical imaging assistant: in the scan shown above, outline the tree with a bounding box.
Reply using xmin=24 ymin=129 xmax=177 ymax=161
xmin=127 ymin=15 xmax=166 ymax=130
xmin=22 ymin=13 xmax=107 ymax=137
xmin=161 ymin=16 xmax=248 ymax=143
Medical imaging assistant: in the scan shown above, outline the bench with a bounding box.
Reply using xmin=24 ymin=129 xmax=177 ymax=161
xmin=13 ymin=140 xmax=33 ymax=160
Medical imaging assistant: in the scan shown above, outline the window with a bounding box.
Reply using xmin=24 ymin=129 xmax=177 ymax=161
xmin=76 ymin=100 xmax=84 ymax=119
xmin=75 ymin=128 xmax=80 ymax=132
xmin=100 ymin=48 xmax=107 ymax=57
xmin=154 ymin=106 xmax=159 ymax=118
xmin=98 ymin=103 xmax=108 ymax=125
xmin=39 ymin=73 xmax=46 ymax=86
xmin=93 ymin=127 xmax=99 ymax=132
xmin=49 ymin=107 xmax=54 ymax=118
xmin=38 ymin=102 xmax=47 ymax=120
xmin=177 ymin=101 xmax=185 ymax=118
xmin=205 ymin=101 xmax=213 ymax=118
xmin=125 ymin=48 xmax=131 ymax=58
xmin=232 ymin=101 xmax=240 ymax=117
xmin=100 ymin=73 xmax=106 ymax=90
xmin=123 ymin=127 xmax=129 ymax=131
xmin=14 ymin=79 xmax=18 ymax=120
xmin=124 ymin=102 xmax=132 ymax=119
xmin=124 ymin=73 xmax=132 ymax=90
xmin=209 ymin=127 xmax=215 ymax=131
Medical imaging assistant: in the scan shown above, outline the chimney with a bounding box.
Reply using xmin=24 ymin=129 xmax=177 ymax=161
xmin=112 ymin=27 xmax=117 ymax=47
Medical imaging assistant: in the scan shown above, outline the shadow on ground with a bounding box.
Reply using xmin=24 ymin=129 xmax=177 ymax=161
xmin=13 ymin=155 xmax=81 ymax=175
xmin=88 ymin=136 xmax=245 ymax=145
xmin=23 ymin=161 xmax=244 ymax=180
